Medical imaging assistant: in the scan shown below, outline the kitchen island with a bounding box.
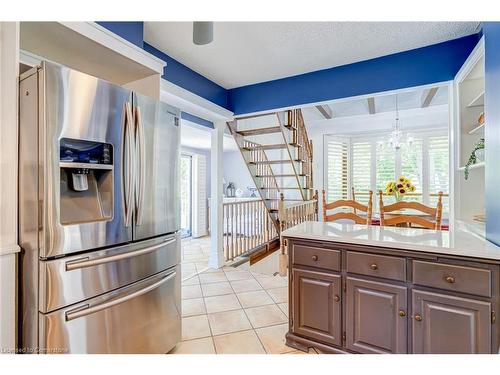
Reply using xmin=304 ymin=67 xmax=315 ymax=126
xmin=282 ymin=221 xmax=500 ymax=354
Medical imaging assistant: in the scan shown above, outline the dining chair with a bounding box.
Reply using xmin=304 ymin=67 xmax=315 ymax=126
xmin=378 ymin=191 xmax=443 ymax=230
xmin=322 ymin=190 xmax=373 ymax=225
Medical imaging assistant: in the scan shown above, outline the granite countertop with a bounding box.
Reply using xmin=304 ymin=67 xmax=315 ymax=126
xmin=281 ymin=221 xmax=500 ymax=262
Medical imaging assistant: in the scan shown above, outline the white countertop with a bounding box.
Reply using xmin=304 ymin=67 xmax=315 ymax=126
xmin=282 ymin=221 xmax=500 ymax=262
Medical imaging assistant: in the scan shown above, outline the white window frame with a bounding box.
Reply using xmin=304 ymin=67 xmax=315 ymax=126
xmin=324 ymin=128 xmax=449 ymax=210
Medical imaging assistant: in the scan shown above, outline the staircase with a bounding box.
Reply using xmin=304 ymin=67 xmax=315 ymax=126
xmin=227 ymin=109 xmax=316 ymax=264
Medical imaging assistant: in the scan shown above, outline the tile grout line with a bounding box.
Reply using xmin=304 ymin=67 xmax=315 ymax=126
xmin=198 ymin=280 xmax=216 ymax=353
xmin=225 ymin=270 xmax=267 ymax=354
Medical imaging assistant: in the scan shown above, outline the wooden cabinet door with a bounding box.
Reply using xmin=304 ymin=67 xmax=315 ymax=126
xmin=292 ymin=269 xmax=341 ymax=346
xmin=346 ymin=277 xmax=408 ymax=353
xmin=412 ymin=290 xmax=491 ymax=353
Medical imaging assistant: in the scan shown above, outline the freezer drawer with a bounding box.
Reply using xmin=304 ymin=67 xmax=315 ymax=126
xmin=39 ymin=233 xmax=180 ymax=313
xmin=39 ymin=266 xmax=181 ymax=354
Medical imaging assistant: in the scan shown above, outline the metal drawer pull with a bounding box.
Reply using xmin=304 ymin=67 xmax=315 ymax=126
xmin=334 ymin=295 xmax=340 ymax=302
xmin=444 ymin=275 xmax=455 ymax=284
xmin=370 ymin=263 xmax=378 ymax=270
xmin=65 ymin=238 xmax=176 ymax=271
xmin=311 ymin=255 xmax=318 ymax=261
xmin=414 ymin=314 xmax=422 ymax=321
xmin=65 ymin=271 xmax=176 ymax=321
xmin=399 ymin=310 xmax=406 ymax=317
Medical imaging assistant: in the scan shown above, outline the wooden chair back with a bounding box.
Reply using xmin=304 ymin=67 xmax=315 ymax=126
xmin=378 ymin=191 xmax=443 ymax=230
xmin=322 ymin=190 xmax=373 ymax=225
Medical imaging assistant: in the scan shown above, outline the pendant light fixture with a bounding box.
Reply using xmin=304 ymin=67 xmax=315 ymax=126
xmin=193 ymin=22 xmax=214 ymax=45
xmin=387 ymin=95 xmax=413 ymax=151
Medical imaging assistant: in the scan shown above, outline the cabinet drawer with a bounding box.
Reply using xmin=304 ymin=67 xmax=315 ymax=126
xmin=291 ymin=243 xmax=340 ymax=272
xmin=412 ymin=261 xmax=491 ymax=297
xmin=346 ymin=251 xmax=406 ymax=281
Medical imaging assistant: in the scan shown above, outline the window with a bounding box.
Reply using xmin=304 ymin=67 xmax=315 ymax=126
xmin=400 ymin=139 xmax=423 ymax=202
xmin=325 ymin=130 xmax=449 ymax=214
xmin=428 ymin=135 xmax=449 ymax=211
xmin=350 ymin=141 xmax=371 ymax=204
xmin=325 ymin=137 xmax=348 ymax=202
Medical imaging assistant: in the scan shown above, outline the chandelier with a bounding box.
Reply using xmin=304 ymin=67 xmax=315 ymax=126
xmin=388 ymin=95 xmax=413 ymax=151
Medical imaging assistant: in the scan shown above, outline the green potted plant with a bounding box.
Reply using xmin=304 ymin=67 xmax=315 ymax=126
xmin=464 ymin=138 xmax=485 ymax=180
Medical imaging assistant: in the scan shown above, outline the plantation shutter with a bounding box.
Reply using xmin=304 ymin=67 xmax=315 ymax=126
xmin=400 ymin=139 xmax=423 ymax=202
xmin=192 ymin=154 xmax=207 ymax=238
xmin=352 ymin=141 xmax=372 ymax=204
xmin=375 ymin=142 xmax=396 ymax=205
xmin=428 ymin=135 xmax=449 ymax=212
xmin=326 ymin=137 xmax=349 ymax=202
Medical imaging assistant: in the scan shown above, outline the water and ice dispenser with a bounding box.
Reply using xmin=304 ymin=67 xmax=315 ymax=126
xmin=59 ymin=138 xmax=114 ymax=225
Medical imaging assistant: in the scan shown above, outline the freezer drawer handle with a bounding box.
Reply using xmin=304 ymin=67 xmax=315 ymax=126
xmin=65 ymin=270 xmax=176 ymax=322
xmin=65 ymin=237 xmax=176 ymax=271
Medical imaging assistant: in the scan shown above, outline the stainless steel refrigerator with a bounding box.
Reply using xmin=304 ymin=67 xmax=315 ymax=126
xmin=18 ymin=61 xmax=181 ymax=354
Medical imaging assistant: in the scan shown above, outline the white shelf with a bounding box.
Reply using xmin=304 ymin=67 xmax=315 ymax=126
xmin=458 ymin=161 xmax=485 ymax=171
xmin=468 ymin=122 xmax=485 ymax=135
xmin=467 ymin=91 xmax=485 ymax=107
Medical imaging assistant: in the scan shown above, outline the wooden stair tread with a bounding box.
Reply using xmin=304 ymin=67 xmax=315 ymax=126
xmin=256 ymin=174 xmax=310 ymax=177
xmin=242 ymin=144 xmax=287 ymax=151
xmin=249 ymin=159 xmax=305 ymax=165
xmin=249 ymin=160 xmax=292 ymax=165
xmin=236 ymin=126 xmax=281 ymax=136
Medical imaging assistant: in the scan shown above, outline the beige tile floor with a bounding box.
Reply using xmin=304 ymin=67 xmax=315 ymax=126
xmin=174 ymin=237 xmax=319 ymax=354
xmin=181 ymin=236 xmax=211 ymax=280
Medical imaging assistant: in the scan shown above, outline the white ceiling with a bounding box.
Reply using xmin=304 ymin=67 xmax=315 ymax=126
xmin=181 ymin=121 xmax=238 ymax=151
xmin=301 ymin=85 xmax=449 ymax=134
xmin=302 ymin=85 xmax=448 ymax=121
xmin=144 ymin=22 xmax=479 ymax=89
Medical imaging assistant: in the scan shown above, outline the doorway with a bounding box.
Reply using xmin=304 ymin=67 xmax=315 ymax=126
xmin=180 ymin=154 xmax=192 ymax=238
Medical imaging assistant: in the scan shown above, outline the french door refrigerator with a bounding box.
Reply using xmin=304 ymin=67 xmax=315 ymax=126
xmin=18 ymin=61 xmax=181 ymax=354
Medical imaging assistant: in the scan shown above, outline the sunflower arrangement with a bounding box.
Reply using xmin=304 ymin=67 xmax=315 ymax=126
xmin=385 ymin=176 xmax=416 ymax=202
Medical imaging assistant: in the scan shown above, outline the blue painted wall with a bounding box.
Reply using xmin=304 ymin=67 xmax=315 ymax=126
xmin=181 ymin=112 xmax=214 ymax=129
xmin=96 ymin=22 xmax=227 ymax=115
xmin=227 ymin=34 xmax=481 ymax=115
xmin=143 ymin=42 xmax=228 ymax=108
xmin=484 ymin=22 xmax=500 ymax=246
xmin=96 ymin=22 xmax=144 ymax=48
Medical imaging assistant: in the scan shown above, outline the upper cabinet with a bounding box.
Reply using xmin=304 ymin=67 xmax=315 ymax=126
xmin=19 ymin=22 xmax=165 ymax=99
xmin=454 ymin=37 xmax=485 ymax=230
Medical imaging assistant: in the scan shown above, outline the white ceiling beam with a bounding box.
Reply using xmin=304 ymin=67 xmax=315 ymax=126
xmin=367 ymin=97 xmax=376 ymax=114
xmin=421 ymin=87 xmax=439 ymax=108
xmin=315 ymin=104 xmax=333 ymax=119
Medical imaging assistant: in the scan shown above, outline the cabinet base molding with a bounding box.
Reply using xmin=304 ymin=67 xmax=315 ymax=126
xmin=285 ymin=332 xmax=350 ymax=354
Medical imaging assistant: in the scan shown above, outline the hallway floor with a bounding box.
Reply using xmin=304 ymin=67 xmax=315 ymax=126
xmin=181 ymin=236 xmax=211 ymax=280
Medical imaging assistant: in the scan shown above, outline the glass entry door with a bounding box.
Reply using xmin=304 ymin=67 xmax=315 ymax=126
xmin=180 ymin=154 xmax=192 ymax=238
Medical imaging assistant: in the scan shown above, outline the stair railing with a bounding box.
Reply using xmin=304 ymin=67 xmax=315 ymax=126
xmin=278 ymin=191 xmax=319 ymax=275
xmin=222 ymin=199 xmax=278 ymax=262
xmin=296 ymin=109 xmax=314 ymax=196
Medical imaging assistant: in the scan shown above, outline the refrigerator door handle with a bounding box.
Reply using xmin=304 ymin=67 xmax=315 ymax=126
xmin=122 ymin=102 xmax=135 ymax=227
xmin=64 ymin=237 xmax=176 ymax=271
xmin=64 ymin=270 xmax=177 ymax=321
xmin=120 ymin=103 xmax=128 ymax=225
xmin=134 ymin=105 xmax=146 ymax=226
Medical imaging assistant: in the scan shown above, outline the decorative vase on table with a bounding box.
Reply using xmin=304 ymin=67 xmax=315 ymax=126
xmin=385 ymin=176 xmax=416 ymax=202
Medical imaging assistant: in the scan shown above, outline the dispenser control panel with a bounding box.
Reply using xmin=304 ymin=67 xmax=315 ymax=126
xmin=60 ymin=138 xmax=113 ymax=165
